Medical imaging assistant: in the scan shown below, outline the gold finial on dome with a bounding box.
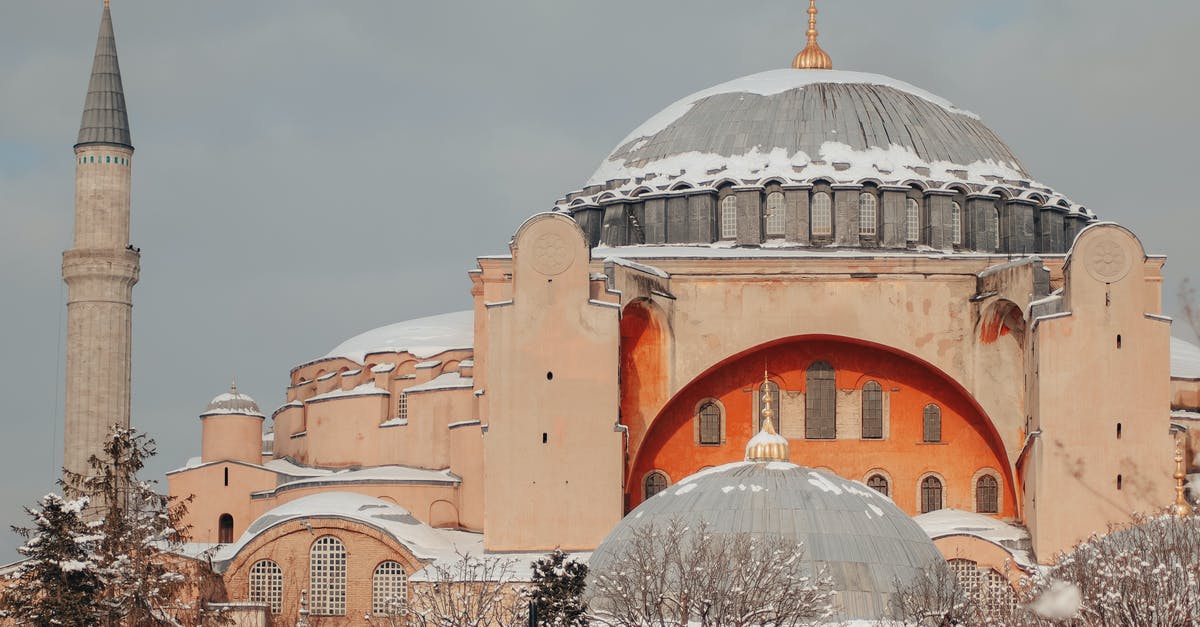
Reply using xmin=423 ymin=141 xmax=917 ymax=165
xmin=104 ymin=0 xmax=110 ymax=9
xmin=747 ymin=371 xmax=790 ymax=462
xmin=792 ymin=0 xmax=833 ymax=70
xmin=1173 ymin=440 xmax=1193 ymax=518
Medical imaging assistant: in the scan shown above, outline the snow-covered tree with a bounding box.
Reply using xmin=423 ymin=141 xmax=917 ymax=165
xmin=588 ymin=519 xmax=834 ymax=627
xmin=0 ymin=493 xmax=103 ymax=626
xmin=60 ymin=425 xmax=224 ymax=626
xmin=527 ymin=549 xmax=588 ymax=626
xmin=401 ymin=552 xmax=528 ymax=627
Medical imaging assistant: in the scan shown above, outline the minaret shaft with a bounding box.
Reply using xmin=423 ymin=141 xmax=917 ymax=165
xmin=62 ymin=4 xmax=138 ymax=482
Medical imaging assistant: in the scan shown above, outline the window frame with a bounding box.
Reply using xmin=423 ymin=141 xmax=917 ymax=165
xmin=919 ymin=474 xmax=945 ymax=513
xmin=805 ymin=362 xmax=836 ymax=440
xmin=310 ymin=535 xmax=348 ymax=616
xmin=372 ymin=560 xmax=408 ymax=617
xmin=695 ymin=399 xmax=725 ymax=446
xmin=858 ymin=192 xmax=878 ymax=237
xmin=861 ymin=381 xmax=883 ymax=439
xmin=811 ymin=191 xmax=833 ymax=238
xmin=951 ymin=201 xmax=963 ymax=246
xmin=643 ymin=470 xmax=670 ymax=500
xmin=719 ymin=194 xmax=738 ymax=240
xmin=218 ymin=513 xmax=234 ymax=544
xmin=248 ymin=559 xmax=283 ymax=614
xmin=764 ymin=191 xmax=786 ymax=237
xmin=905 ymin=197 xmax=921 ymax=242
xmin=922 ymin=404 xmax=942 ymax=443
xmin=866 ymin=473 xmax=890 ymax=497
xmin=973 ymin=469 xmax=1002 ymax=514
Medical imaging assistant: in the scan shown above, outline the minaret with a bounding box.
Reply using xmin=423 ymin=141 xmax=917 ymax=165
xmin=62 ymin=0 xmax=139 ymax=481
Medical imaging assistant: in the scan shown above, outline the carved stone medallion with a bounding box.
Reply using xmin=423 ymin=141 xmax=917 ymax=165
xmin=529 ymin=232 xmax=573 ymax=276
xmin=1085 ymin=236 xmax=1131 ymax=282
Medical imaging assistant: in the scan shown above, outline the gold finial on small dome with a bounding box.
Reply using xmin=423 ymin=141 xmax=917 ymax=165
xmin=1173 ymin=440 xmax=1193 ymax=518
xmin=792 ymin=0 xmax=833 ymax=70
xmin=104 ymin=0 xmax=110 ymax=9
xmin=747 ymin=371 xmax=790 ymax=462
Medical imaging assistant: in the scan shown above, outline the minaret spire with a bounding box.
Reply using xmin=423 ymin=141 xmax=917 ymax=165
xmin=77 ymin=0 xmax=131 ymax=149
xmin=62 ymin=1 xmax=140 ymax=489
xmin=792 ymin=0 xmax=833 ymax=70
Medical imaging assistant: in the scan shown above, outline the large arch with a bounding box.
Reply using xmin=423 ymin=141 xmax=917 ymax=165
xmin=627 ymin=335 xmax=1017 ymax=519
xmin=620 ymin=299 xmax=670 ymax=455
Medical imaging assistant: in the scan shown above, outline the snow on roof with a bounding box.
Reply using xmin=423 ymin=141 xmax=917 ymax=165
xmin=200 ymin=390 xmax=265 ymax=418
xmin=257 ymin=466 xmax=460 ymax=498
xmin=614 ymin=69 xmax=979 ymax=146
xmin=914 ymin=509 xmax=1035 ymax=569
xmin=319 ymin=310 xmax=474 ymax=365
xmin=404 ymin=372 xmax=474 ymax=394
xmin=260 ymin=458 xmax=334 ymax=478
xmin=371 ymin=363 xmax=397 ymax=373
xmin=1172 ymin=336 xmax=1200 ymax=380
xmin=606 ymin=256 xmax=670 ymax=279
xmin=306 ymin=382 xmax=390 ymax=403
xmin=591 ymin=244 xmax=1024 ymax=261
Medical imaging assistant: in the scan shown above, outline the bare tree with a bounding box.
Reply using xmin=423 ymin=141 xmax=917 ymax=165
xmin=382 ymin=551 xmax=527 ymax=627
xmin=588 ymin=519 xmax=833 ymax=627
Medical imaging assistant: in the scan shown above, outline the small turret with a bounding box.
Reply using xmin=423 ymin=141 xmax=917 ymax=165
xmin=200 ymin=382 xmax=266 ymax=465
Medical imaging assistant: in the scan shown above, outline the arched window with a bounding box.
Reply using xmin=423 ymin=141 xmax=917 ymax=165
xmin=858 ymin=193 xmax=877 ymax=236
xmin=905 ymin=198 xmax=920 ymax=242
xmin=372 ymin=561 xmax=408 ymax=616
xmin=310 ymin=536 xmax=347 ymax=616
xmin=976 ymin=474 xmax=999 ymax=513
xmin=644 ymin=471 xmax=669 ymax=499
xmin=758 ymin=380 xmax=781 ymax=432
xmin=861 ymin=381 xmax=883 ymax=439
xmin=720 ymin=195 xmax=738 ymax=239
xmin=949 ymin=558 xmax=980 ymax=595
xmin=811 ymin=192 xmax=832 ymax=237
xmin=805 ymin=362 xmax=836 ymax=439
xmin=993 ymin=206 xmax=1001 ymax=251
xmin=921 ymin=476 xmax=944 ymax=513
xmin=218 ymin=513 xmax=233 ymax=544
xmin=866 ymin=474 xmax=889 ymax=496
xmin=765 ymin=191 xmax=786 ymax=237
xmin=923 ymin=404 xmax=942 ymax=443
xmin=249 ymin=559 xmax=283 ymax=614
xmin=951 ymin=202 xmax=963 ymax=245
xmin=697 ymin=401 xmax=723 ymax=446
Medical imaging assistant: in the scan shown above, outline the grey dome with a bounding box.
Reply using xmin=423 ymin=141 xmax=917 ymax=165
xmin=585 ymin=69 xmax=1029 ymax=191
xmin=201 ymin=385 xmax=264 ymax=418
xmin=590 ymin=461 xmax=945 ymax=621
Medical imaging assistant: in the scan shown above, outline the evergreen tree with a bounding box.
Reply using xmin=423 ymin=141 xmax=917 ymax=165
xmin=528 ymin=549 xmax=589 ymax=626
xmin=1 ymin=493 xmax=103 ymax=626
xmin=60 ymin=425 xmax=219 ymax=626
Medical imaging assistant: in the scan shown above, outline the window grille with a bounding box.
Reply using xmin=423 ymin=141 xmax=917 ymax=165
xmin=758 ymin=381 xmax=781 ymax=432
xmin=698 ymin=401 xmax=722 ymax=445
xmin=249 ymin=560 xmax=283 ymax=614
xmin=976 ymin=474 xmax=999 ymax=513
xmin=396 ymin=392 xmax=408 ymax=421
xmin=765 ymin=192 xmax=786 ymax=236
xmin=950 ymin=559 xmax=980 ymax=595
xmin=811 ymin=192 xmax=832 ymax=237
xmin=951 ymin=202 xmax=963 ymax=245
xmin=644 ymin=472 xmax=668 ymax=499
xmin=921 ymin=476 xmax=943 ymax=513
xmin=372 ymin=561 xmax=408 ymax=616
xmin=218 ymin=513 xmax=233 ymax=544
xmin=906 ymin=198 xmax=920 ymax=242
xmin=861 ymin=381 xmax=883 ymax=439
xmin=923 ymin=404 xmax=942 ymax=443
xmin=310 ymin=536 xmax=347 ymax=616
xmin=858 ymin=193 xmax=877 ymax=236
xmin=805 ymin=362 xmax=836 ymax=439
xmin=982 ymin=569 xmax=1017 ymax=615
xmin=866 ymin=474 xmax=889 ymax=496
xmin=720 ymin=195 xmax=738 ymax=239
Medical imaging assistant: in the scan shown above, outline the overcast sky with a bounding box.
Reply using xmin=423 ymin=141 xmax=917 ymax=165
xmin=1 ymin=1 xmax=1198 ymax=558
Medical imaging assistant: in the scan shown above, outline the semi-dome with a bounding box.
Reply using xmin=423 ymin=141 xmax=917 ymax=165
xmin=560 ymin=68 xmax=1093 ymax=254
xmin=589 ymin=461 xmax=946 ymax=621
xmin=201 ymin=383 xmax=264 ymax=418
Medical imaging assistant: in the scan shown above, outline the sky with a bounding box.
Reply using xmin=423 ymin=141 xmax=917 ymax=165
xmin=1 ymin=1 xmax=1198 ymax=559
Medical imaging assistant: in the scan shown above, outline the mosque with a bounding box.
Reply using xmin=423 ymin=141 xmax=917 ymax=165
xmin=56 ymin=0 xmax=1200 ymax=623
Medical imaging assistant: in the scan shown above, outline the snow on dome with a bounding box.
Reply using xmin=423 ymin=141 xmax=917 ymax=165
xmin=579 ymin=68 xmax=1046 ymax=198
xmin=1171 ymin=336 xmax=1200 ymax=380
xmin=590 ymin=460 xmax=945 ymax=621
xmin=321 ymin=310 xmax=474 ymax=365
xmin=215 ymin=492 xmax=458 ymax=567
xmin=201 ymin=386 xmax=264 ymax=418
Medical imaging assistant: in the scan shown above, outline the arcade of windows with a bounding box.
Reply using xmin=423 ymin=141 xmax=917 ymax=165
xmin=244 ymin=536 xmax=409 ymax=617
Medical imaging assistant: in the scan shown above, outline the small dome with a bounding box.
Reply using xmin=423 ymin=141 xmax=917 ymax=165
xmin=590 ymin=461 xmax=945 ymax=621
xmin=317 ymin=310 xmax=474 ymax=366
xmin=201 ymin=383 xmax=264 ymax=418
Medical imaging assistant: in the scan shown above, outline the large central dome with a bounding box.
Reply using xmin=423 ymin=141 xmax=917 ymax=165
xmin=558 ymin=68 xmax=1092 ymax=254
xmin=588 ymin=69 xmax=1029 ymax=189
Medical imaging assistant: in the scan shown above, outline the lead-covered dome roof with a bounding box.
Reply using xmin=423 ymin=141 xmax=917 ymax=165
xmin=201 ymin=384 xmax=264 ymax=418
xmin=586 ymin=69 xmax=1030 ymax=190
xmin=589 ymin=461 xmax=946 ymax=621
